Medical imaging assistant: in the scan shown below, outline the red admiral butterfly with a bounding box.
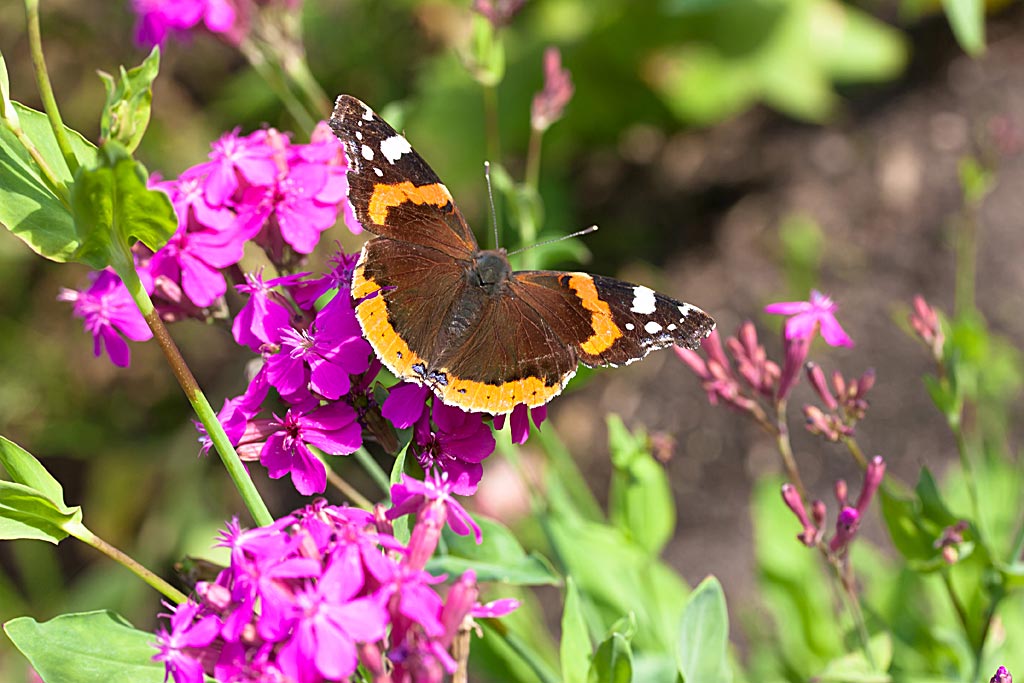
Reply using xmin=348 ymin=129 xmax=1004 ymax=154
xmin=329 ymin=95 xmax=715 ymax=415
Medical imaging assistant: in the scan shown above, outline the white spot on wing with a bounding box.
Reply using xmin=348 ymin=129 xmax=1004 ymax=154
xmin=625 ymin=323 xmax=635 ymax=331
xmin=631 ymin=286 xmax=657 ymax=314
xmin=361 ymin=144 xmax=374 ymax=161
xmin=381 ymin=135 xmax=412 ymax=164
xmin=668 ymin=323 xmax=677 ymax=331
xmin=678 ymin=303 xmax=698 ymax=320
xmin=644 ymin=321 xmax=663 ymax=334
xmin=373 ymin=167 xmax=384 ymax=177
xmin=355 ymin=131 xmax=363 ymax=140
xmin=361 ymin=102 xmax=374 ymax=120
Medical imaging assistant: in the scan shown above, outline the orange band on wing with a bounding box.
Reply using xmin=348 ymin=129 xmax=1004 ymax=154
xmin=368 ymin=181 xmax=452 ymax=225
xmin=567 ymin=274 xmax=622 ymax=356
xmin=437 ymin=373 xmax=571 ymax=414
xmin=356 ymin=292 xmax=426 ymax=377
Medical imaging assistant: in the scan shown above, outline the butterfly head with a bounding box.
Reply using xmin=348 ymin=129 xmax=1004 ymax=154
xmin=472 ymin=249 xmax=512 ymax=292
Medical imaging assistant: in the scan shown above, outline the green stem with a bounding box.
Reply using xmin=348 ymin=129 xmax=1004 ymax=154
xmin=67 ymin=521 xmax=188 ymax=604
xmin=954 ymin=206 xmax=979 ymax=316
xmin=830 ymin=556 xmax=874 ymax=668
xmin=524 ymin=125 xmax=543 ymax=194
xmin=950 ymin=420 xmax=981 ymax=527
xmin=940 ymin=569 xmax=972 ymax=646
xmin=324 ymin=465 xmax=373 ymax=511
xmin=841 ymin=435 xmax=869 ymax=470
xmin=116 ymin=259 xmax=273 ymax=527
xmin=283 ymin=55 xmax=330 ymax=118
xmin=24 ymin=0 xmax=79 ymax=177
xmin=353 ymin=447 xmax=391 ymax=496
xmin=1 ymin=116 xmax=70 ymax=207
xmin=483 ymin=83 xmax=501 ymax=165
xmin=775 ymin=399 xmax=807 ymax=500
xmin=479 ymin=618 xmax=560 ymax=683
xmin=239 ymin=38 xmax=318 ymax=135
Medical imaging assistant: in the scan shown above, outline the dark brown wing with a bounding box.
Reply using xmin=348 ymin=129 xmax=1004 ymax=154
xmin=352 ymin=237 xmax=470 ymax=382
xmin=426 ymin=289 xmax=579 ymax=414
xmin=329 ymin=95 xmax=478 ymax=259
xmin=511 ymin=271 xmax=716 ymax=367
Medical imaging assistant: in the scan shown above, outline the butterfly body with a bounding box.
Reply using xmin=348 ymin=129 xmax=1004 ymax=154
xmin=330 ymin=95 xmax=715 ymax=414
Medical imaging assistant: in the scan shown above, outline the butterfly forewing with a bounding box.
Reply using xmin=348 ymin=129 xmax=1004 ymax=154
xmin=329 ymin=95 xmax=478 ymax=258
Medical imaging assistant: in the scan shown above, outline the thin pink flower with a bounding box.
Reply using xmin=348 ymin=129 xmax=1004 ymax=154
xmin=764 ymin=290 xmax=854 ymax=347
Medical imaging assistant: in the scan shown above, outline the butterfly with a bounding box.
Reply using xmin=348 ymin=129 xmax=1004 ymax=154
xmin=329 ymin=95 xmax=715 ymax=415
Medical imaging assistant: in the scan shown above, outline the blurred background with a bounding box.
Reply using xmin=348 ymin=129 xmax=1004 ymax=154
xmin=1 ymin=0 xmax=1024 ymax=680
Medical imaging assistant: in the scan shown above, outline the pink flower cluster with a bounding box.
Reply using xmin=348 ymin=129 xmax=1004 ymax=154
xmin=155 ymin=487 xmax=517 ymax=683
xmin=62 ymin=123 xmax=357 ymax=365
xmin=677 ymin=290 xmax=862 ymax=430
xmin=781 ymin=455 xmax=886 ymax=553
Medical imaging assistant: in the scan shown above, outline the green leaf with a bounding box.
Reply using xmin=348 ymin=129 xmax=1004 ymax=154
xmin=4 ymin=611 xmax=171 ymax=683
xmin=0 ymin=50 xmax=16 ymax=126
xmin=429 ymin=515 xmax=560 ymax=585
xmin=98 ymin=47 xmax=160 ymax=153
xmin=561 ymin=577 xmax=592 ymax=683
xmin=812 ymin=632 xmax=893 ymax=682
xmin=389 ymin=443 xmax=411 ymax=543
xmin=606 ymin=415 xmax=675 ymax=556
xmin=588 ymin=632 xmax=634 ymax=683
xmin=0 ymin=480 xmax=82 ymax=543
xmin=463 ymin=14 xmax=505 ymax=87
xmin=70 ymin=141 xmax=176 ymax=269
xmin=0 ymin=102 xmax=97 ymax=261
xmin=677 ymin=577 xmax=731 ymax=683
xmin=0 ymin=436 xmax=70 ymax=508
xmin=941 ymin=0 xmax=985 ymax=56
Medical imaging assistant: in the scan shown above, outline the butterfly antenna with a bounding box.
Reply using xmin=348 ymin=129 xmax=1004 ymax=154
xmin=484 ymin=161 xmax=500 ymax=249
xmin=505 ymin=225 xmax=599 ymax=257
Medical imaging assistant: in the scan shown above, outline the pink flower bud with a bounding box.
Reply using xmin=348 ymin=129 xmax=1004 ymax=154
xmin=833 ymin=479 xmax=848 ymax=507
xmin=806 ymin=362 xmax=838 ymax=410
xmin=854 ymin=455 xmax=885 ymax=513
xmin=777 ymin=335 xmax=810 ymax=402
xmin=991 ymin=666 xmax=1013 ymax=683
xmin=473 ymin=0 xmax=526 ymax=27
xmin=829 ymin=506 xmax=860 ymax=552
xmin=531 ymin=48 xmax=574 ymax=131
xmin=782 ymin=484 xmax=817 ymax=546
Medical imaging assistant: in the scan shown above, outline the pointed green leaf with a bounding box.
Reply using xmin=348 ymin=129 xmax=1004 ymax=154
xmin=0 ymin=103 xmax=97 ymax=261
xmin=813 ymin=632 xmax=893 ymax=682
xmin=0 ymin=50 xmax=16 ymax=126
xmin=70 ymin=141 xmax=176 ymax=269
xmin=561 ymin=577 xmax=591 ymax=683
xmin=428 ymin=515 xmax=559 ymax=585
xmin=0 ymin=436 xmax=69 ymax=508
xmin=941 ymin=0 xmax=985 ymax=56
xmin=588 ymin=632 xmax=634 ymax=683
xmin=0 ymin=481 xmax=81 ymax=543
xmin=607 ymin=415 xmax=674 ymax=556
xmin=98 ymin=47 xmax=160 ymax=152
xmin=389 ymin=443 xmax=411 ymax=543
xmin=4 ymin=611 xmax=170 ymax=683
xmin=677 ymin=576 xmax=731 ymax=683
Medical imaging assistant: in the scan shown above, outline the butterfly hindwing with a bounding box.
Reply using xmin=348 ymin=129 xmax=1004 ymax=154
xmin=329 ymin=95 xmax=478 ymax=258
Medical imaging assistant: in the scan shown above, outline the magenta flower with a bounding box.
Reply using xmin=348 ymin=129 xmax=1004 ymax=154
xmin=382 ymin=382 xmax=432 ymax=429
xmin=58 ymin=270 xmax=153 ymax=367
xmin=231 ymin=271 xmax=302 ymax=352
xmin=152 ymin=600 xmax=221 ymax=683
xmin=291 ymin=248 xmax=360 ymax=310
xmin=764 ymin=290 xmax=854 ymax=347
xmin=413 ymin=401 xmax=497 ymax=495
xmin=388 ymin=472 xmax=482 ymax=542
xmin=261 ymin=399 xmax=362 ymax=495
xmin=193 ymin=129 xmax=280 ymax=207
xmin=991 ymin=667 xmax=1013 ymax=683
xmin=132 ymin=0 xmax=239 ymax=47
xmin=276 ymin=548 xmax=388 ymax=682
xmin=493 ymin=403 xmax=547 ymax=445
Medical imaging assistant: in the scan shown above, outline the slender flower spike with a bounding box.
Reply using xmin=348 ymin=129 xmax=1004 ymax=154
xmin=531 ymin=47 xmax=574 ymax=131
xmin=776 ymin=335 xmax=810 ymax=401
xmin=765 ymin=290 xmax=855 ymax=348
xmin=909 ymin=294 xmax=945 ymax=359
